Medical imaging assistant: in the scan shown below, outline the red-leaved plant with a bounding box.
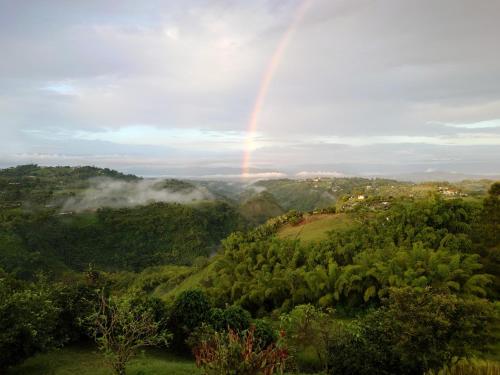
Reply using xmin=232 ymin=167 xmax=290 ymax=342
xmin=193 ymin=325 xmax=288 ymax=375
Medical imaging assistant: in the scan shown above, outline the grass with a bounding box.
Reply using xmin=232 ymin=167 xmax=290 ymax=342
xmin=155 ymin=260 xmax=218 ymax=301
xmin=277 ymin=213 xmax=354 ymax=243
xmin=8 ymin=343 xmax=499 ymax=375
xmin=7 ymin=345 xmax=201 ymax=375
xmin=8 ymin=345 xmax=315 ymax=375
xmin=426 ymin=359 xmax=500 ymax=375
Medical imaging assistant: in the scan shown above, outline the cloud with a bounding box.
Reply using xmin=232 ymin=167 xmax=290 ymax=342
xmin=200 ymin=172 xmax=287 ymax=181
xmin=429 ymin=119 xmax=500 ymax=130
xmin=295 ymin=171 xmax=346 ymax=178
xmin=0 ymin=0 xmax=499 ymax=176
xmin=62 ymin=177 xmax=212 ymax=212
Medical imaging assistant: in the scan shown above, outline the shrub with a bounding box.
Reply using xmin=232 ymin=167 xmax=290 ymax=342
xmin=193 ymin=326 xmax=288 ymax=375
xmin=169 ymin=289 xmax=211 ymax=351
xmin=209 ymin=305 xmax=251 ymax=333
xmin=51 ymin=282 xmax=98 ymax=344
xmin=87 ymin=291 xmax=171 ymax=375
xmin=427 ymin=359 xmax=500 ymax=375
xmin=327 ymin=287 xmax=498 ymax=375
xmin=253 ymin=319 xmax=277 ymax=349
xmin=326 ymin=322 xmax=372 ymax=375
xmin=280 ymin=304 xmax=335 ymax=372
xmin=0 ymin=276 xmax=60 ymax=370
xmin=222 ymin=305 xmax=252 ymax=332
xmin=208 ymin=307 xmax=226 ymax=331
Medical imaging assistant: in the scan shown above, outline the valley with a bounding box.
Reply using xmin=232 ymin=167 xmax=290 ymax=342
xmin=0 ymin=165 xmax=498 ymax=374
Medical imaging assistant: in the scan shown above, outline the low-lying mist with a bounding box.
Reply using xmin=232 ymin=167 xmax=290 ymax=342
xmin=63 ymin=178 xmax=213 ymax=212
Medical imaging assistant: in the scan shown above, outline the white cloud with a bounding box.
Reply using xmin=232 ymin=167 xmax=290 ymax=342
xmin=429 ymin=119 xmax=500 ymax=129
xmin=295 ymin=171 xmax=346 ymax=178
xmin=1 ymin=0 xmax=500 ymax=176
xmin=201 ymin=172 xmax=287 ymax=180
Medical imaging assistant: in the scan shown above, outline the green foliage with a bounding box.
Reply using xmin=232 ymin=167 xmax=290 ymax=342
xmin=473 ymin=182 xmax=500 ymax=297
xmin=0 ymin=275 xmax=60 ymax=369
xmin=221 ymin=305 xmax=252 ymax=332
xmin=87 ymin=292 xmax=171 ymax=375
xmin=169 ymin=289 xmax=211 ymax=351
xmin=209 ymin=305 xmax=252 ymax=333
xmin=239 ymin=191 xmax=285 ymax=225
xmin=0 ymin=165 xmax=246 ymax=275
xmin=323 ymin=322 xmax=365 ymax=375
xmin=0 ymin=200 xmax=243 ymax=275
xmin=253 ymin=319 xmax=277 ymax=350
xmin=51 ymin=282 xmax=98 ymax=344
xmin=0 ymin=164 xmax=138 ymax=208
xmin=327 ymin=287 xmax=498 ymax=375
xmin=280 ymin=304 xmax=335 ymax=372
xmin=427 ymin=359 xmax=500 ymax=375
xmin=204 ymin=196 xmax=491 ymax=313
xmin=128 ymin=265 xmax=194 ymax=295
xmin=277 ymin=213 xmax=353 ymax=243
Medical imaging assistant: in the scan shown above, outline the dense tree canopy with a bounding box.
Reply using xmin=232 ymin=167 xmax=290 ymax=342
xmin=204 ymin=196 xmax=494 ymax=314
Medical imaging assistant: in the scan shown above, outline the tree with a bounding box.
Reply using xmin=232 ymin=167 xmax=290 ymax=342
xmin=327 ymin=287 xmax=497 ymax=375
xmin=475 ymin=182 xmax=500 ymax=297
xmin=88 ymin=292 xmax=170 ymax=375
xmin=0 ymin=274 xmax=59 ymax=370
xmin=280 ymin=304 xmax=335 ymax=372
xmin=169 ymin=289 xmax=211 ymax=351
xmin=209 ymin=305 xmax=252 ymax=333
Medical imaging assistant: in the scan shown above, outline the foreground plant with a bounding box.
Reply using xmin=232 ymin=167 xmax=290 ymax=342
xmin=327 ymin=287 xmax=497 ymax=375
xmin=193 ymin=325 xmax=288 ymax=375
xmin=88 ymin=292 xmax=170 ymax=375
xmin=426 ymin=359 xmax=500 ymax=375
xmin=280 ymin=304 xmax=336 ymax=372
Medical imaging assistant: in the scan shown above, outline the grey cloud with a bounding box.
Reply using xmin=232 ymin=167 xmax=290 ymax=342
xmin=0 ymin=0 xmax=499 ymax=176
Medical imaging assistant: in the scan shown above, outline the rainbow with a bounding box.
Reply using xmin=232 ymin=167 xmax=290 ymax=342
xmin=241 ymin=0 xmax=313 ymax=177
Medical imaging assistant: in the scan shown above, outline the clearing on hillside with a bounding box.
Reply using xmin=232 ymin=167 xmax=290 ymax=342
xmin=277 ymin=213 xmax=355 ymax=243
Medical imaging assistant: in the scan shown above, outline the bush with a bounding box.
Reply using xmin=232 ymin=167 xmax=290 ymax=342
xmin=193 ymin=326 xmax=288 ymax=375
xmin=280 ymin=304 xmax=335 ymax=372
xmin=169 ymin=289 xmax=211 ymax=351
xmin=222 ymin=305 xmax=252 ymax=332
xmin=209 ymin=305 xmax=251 ymax=333
xmin=0 ymin=276 xmax=60 ymax=370
xmin=327 ymin=287 xmax=498 ymax=375
xmin=51 ymin=282 xmax=98 ymax=344
xmin=326 ymin=322 xmax=371 ymax=375
xmin=427 ymin=359 xmax=500 ymax=375
xmin=253 ymin=319 xmax=277 ymax=350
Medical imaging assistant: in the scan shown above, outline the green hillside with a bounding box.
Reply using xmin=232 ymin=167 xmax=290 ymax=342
xmin=239 ymin=191 xmax=285 ymax=225
xmin=1 ymin=165 xmax=498 ymax=375
xmin=250 ymin=177 xmax=416 ymax=211
xmin=277 ymin=213 xmax=355 ymax=242
xmin=0 ymin=164 xmax=139 ymax=209
xmin=0 ymin=165 xmax=247 ymax=276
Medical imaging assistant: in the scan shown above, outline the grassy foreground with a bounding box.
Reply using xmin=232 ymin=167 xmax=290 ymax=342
xmin=7 ymin=345 xmax=201 ymax=375
xmin=7 ymin=343 xmax=500 ymax=375
xmin=7 ymin=345 xmax=316 ymax=375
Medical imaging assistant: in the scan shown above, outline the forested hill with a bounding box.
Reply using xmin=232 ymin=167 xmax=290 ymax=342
xmin=0 ymin=165 xmax=246 ymax=277
xmin=0 ymin=165 xmax=498 ymax=374
xmin=0 ymin=164 xmax=138 ymax=180
xmin=163 ymin=184 xmax=500 ymax=314
xmin=0 ymin=164 xmax=139 ymax=209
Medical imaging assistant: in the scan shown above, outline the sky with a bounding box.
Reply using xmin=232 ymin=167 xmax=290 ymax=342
xmin=1 ymin=0 xmax=500 ymax=178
